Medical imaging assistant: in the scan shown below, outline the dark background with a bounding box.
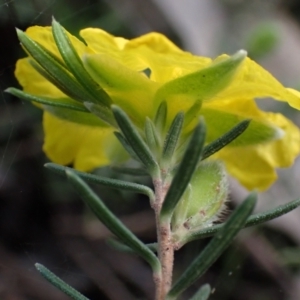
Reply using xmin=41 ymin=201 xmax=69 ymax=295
xmin=1 ymin=0 xmax=300 ymax=299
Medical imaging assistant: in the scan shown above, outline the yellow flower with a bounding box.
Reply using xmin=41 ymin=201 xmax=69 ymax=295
xmin=13 ymin=23 xmax=300 ymax=191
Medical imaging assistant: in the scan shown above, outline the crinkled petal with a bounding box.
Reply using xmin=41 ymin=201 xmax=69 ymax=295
xmin=214 ymin=57 xmax=300 ymax=108
xmin=83 ymin=53 xmax=159 ymax=125
xmin=214 ymin=113 xmax=300 ymax=190
xmin=81 ymin=29 xmax=212 ymax=83
xmin=43 ymin=112 xmax=124 ymax=171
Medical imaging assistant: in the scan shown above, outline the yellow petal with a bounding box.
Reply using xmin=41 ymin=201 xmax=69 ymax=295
xmin=214 ymin=57 xmax=300 ymax=107
xmin=15 ymin=58 xmax=65 ymax=98
xmin=43 ymin=112 xmax=122 ymax=171
xmin=286 ymin=88 xmax=300 ymax=109
xmin=214 ymin=113 xmax=300 ymax=190
xmin=83 ymin=53 xmax=159 ymax=125
xmin=81 ymin=29 xmax=212 ymax=83
xmin=25 ymin=26 xmax=90 ymax=60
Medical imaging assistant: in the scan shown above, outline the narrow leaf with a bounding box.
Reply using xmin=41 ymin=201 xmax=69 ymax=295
xmin=183 ymin=197 xmax=300 ymax=243
xmin=35 ymin=263 xmax=89 ymax=300
xmin=167 ymin=193 xmax=256 ymax=299
xmin=114 ymin=132 xmax=141 ymax=162
xmin=52 ymin=19 xmax=111 ymax=106
xmin=16 ymin=29 xmax=96 ymax=104
xmin=184 ymin=99 xmax=202 ymax=128
xmin=112 ymin=105 xmax=159 ymax=176
xmin=84 ymin=102 xmax=117 ymax=127
xmin=110 ymin=166 xmax=149 ymax=177
xmin=160 ymin=118 xmax=206 ymax=220
xmin=155 ymin=50 xmax=247 ymax=103
xmin=28 ymin=59 xmax=86 ymax=103
xmin=189 ymin=284 xmax=211 ymax=300
xmin=6 ymin=87 xmax=87 ymax=112
xmin=107 ymin=239 xmax=157 ymax=253
xmin=154 ymin=101 xmax=168 ymax=134
xmin=65 ymin=170 xmax=161 ymax=272
xmin=144 ymin=117 xmax=161 ymax=153
xmin=202 ymin=108 xmax=277 ymax=146
xmin=44 ymin=163 xmax=154 ymax=202
xmin=202 ymin=119 xmax=250 ymax=160
xmin=162 ymin=111 xmax=184 ymax=165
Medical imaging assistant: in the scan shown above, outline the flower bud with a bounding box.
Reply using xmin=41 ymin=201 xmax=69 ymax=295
xmin=172 ymin=161 xmax=228 ymax=237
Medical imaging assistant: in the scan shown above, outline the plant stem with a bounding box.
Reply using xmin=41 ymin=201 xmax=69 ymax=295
xmin=153 ymin=178 xmax=174 ymax=300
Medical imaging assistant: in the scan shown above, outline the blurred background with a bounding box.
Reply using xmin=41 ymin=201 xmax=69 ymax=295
xmin=1 ymin=0 xmax=300 ymax=299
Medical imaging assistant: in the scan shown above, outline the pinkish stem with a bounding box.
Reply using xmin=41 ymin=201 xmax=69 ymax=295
xmin=153 ymin=179 xmax=174 ymax=300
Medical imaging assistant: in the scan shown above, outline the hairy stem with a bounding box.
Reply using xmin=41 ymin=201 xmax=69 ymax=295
xmin=153 ymin=178 xmax=174 ymax=300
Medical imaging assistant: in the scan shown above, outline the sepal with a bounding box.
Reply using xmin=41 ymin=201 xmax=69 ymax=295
xmin=155 ymin=50 xmax=247 ymax=104
xmin=172 ymin=161 xmax=228 ymax=236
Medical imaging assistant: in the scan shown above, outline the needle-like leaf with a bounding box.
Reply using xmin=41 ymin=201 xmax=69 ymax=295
xmin=112 ymin=105 xmax=159 ymax=177
xmin=154 ymin=101 xmax=168 ymax=134
xmin=35 ymin=263 xmax=89 ymax=300
xmin=202 ymin=119 xmax=250 ymax=160
xmin=162 ymin=111 xmax=184 ymax=167
xmin=52 ymin=19 xmax=111 ymax=106
xmin=65 ymin=169 xmax=161 ymax=273
xmin=160 ymin=118 xmax=206 ymax=221
xmin=16 ymin=29 xmax=96 ymax=104
xmin=181 ymin=197 xmax=300 ymax=244
xmin=6 ymin=87 xmax=87 ymax=112
xmin=45 ymin=163 xmax=154 ymax=202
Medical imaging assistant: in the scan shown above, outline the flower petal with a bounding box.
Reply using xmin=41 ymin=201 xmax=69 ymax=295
xmin=80 ymin=29 xmax=212 ymax=83
xmin=43 ymin=112 xmax=126 ymax=171
xmin=83 ymin=53 xmax=159 ymax=125
xmin=16 ymin=58 xmax=65 ymax=97
xmin=201 ymin=98 xmax=282 ymax=146
xmin=25 ymin=26 xmax=89 ymax=60
xmin=214 ymin=113 xmax=300 ymax=190
xmin=215 ymin=57 xmax=300 ymax=108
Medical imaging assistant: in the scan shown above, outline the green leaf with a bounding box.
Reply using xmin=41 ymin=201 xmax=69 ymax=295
xmin=202 ymin=119 xmax=250 ymax=160
xmin=44 ymin=163 xmax=155 ymax=202
xmin=7 ymin=88 xmax=107 ymax=127
xmin=182 ymin=197 xmax=300 ymax=243
xmin=35 ymin=263 xmax=89 ymax=300
xmin=16 ymin=29 xmax=96 ymax=104
xmin=65 ymin=169 xmax=161 ymax=273
xmin=201 ymin=108 xmax=280 ymax=146
xmin=28 ymin=59 xmax=86 ymax=103
xmin=160 ymin=118 xmax=206 ymax=221
xmin=189 ymin=284 xmax=211 ymax=300
xmin=51 ymin=19 xmax=111 ymax=106
xmin=172 ymin=161 xmax=228 ymax=234
xmin=112 ymin=105 xmax=159 ymax=177
xmin=114 ymin=132 xmax=142 ymax=162
xmin=107 ymin=238 xmax=157 ymax=253
xmin=44 ymin=105 xmax=109 ymax=127
xmin=144 ymin=117 xmax=161 ymax=154
xmin=110 ymin=166 xmax=149 ymax=177
xmin=83 ymin=52 xmax=154 ymax=92
xmin=155 ymin=50 xmax=246 ymax=103
xmin=184 ymin=99 xmax=202 ymax=128
xmin=162 ymin=111 xmax=184 ymax=167
xmin=84 ymin=102 xmax=117 ymax=127
xmin=5 ymin=87 xmax=87 ymax=112
xmin=154 ymin=101 xmax=168 ymax=134
xmin=167 ymin=193 xmax=256 ymax=299
xmin=171 ymin=184 xmax=193 ymax=232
